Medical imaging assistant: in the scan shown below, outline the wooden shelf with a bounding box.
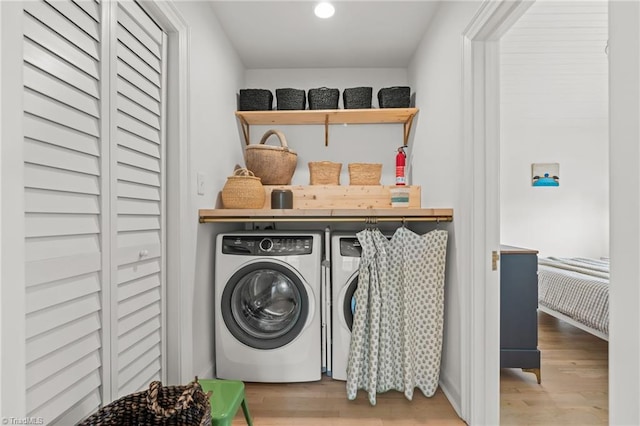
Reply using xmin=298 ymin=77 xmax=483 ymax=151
xmin=236 ymin=108 xmax=418 ymax=146
xmin=236 ymin=108 xmax=418 ymax=126
xmin=198 ymin=208 xmax=453 ymax=223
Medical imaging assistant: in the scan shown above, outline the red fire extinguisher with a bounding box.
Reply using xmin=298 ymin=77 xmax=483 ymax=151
xmin=396 ymin=146 xmax=407 ymax=185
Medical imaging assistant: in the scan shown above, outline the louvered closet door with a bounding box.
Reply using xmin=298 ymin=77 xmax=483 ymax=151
xmin=22 ymin=0 xmax=167 ymax=422
xmin=22 ymin=1 xmax=104 ymax=424
xmin=111 ymin=1 xmax=167 ymax=399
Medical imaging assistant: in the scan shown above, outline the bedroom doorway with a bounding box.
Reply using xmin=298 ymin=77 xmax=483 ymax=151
xmin=498 ymin=0 xmax=609 ymax=424
xmin=460 ymin=0 xmax=639 ymax=424
xmin=467 ymin=0 xmax=640 ymax=424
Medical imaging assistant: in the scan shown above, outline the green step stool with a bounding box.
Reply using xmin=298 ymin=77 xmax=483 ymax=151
xmin=199 ymin=379 xmax=253 ymax=426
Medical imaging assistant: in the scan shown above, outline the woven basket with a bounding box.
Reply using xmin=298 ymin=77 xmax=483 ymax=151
xmin=309 ymin=161 xmax=342 ymax=185
xmin=276 ymin=88 xmax=306 ymax=110
xmin=348 ymin=163 xmax=382 ymax=185
xmin=308 ymin=87 xmax=339 ymax=110
xmin=239 ymin=89 xmax=273 ymax=111
xmin=245 ymin=130 xmax=297 ymax=185
xmin=378 ymin=86 xmax=411 ymax=108
xmin=78 ymin=378 xmax=211 ymax=426
xmin=221 ymin=168 xmax=265 ymax=209
xmin=343 ymin=87 xmax=372 ymax=109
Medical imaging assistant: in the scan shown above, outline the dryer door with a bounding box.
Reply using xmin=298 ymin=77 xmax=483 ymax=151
xmin=343 ymin=274 xmax=358 ymax=332
xmin=222 ymin=261 xmax=310 ymax=349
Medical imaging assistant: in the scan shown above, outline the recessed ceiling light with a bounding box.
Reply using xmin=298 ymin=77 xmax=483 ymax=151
xmin=314 ymin=2 xmax=335 ymax=19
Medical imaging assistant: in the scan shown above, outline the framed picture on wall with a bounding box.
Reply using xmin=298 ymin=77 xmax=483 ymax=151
xmin=531 ymin=163 xmax=559 ymax=187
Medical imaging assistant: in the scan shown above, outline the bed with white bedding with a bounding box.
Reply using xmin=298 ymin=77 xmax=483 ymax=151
xmin=537 ymin=257 xmax=609 ymax=341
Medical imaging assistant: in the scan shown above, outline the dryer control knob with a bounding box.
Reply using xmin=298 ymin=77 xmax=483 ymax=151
xmin=259 ymin=238 xmax=274 ymax=252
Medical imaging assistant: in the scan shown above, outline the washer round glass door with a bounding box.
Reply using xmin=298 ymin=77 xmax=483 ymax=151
xmin=222 ymin=261 xmax=309 ymax=349
xmin=343 ymin=275 xmax=358 ymax=331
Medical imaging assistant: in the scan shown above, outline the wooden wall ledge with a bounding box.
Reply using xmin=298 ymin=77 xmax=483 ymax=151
xmin=236 ymin=108 xmax=418 ymax=146
xmin=198 ymin=208 xmax=453 ymax=223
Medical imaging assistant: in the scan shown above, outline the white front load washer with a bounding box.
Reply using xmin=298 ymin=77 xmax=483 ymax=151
xmin=215 ymin=231 xmax=322 ymax=383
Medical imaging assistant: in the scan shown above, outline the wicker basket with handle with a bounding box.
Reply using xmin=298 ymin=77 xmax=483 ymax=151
xmin=245 ymin=129 xmax=297 ymax=185
xmin=221 ymin=168 xmax=265 ymax=209
xmin=78 ymin=377 xmax=211 ymax=426
xmin=348 ymin=163 xmax=382 ymax=185
xmin=309 ymin=161 xmax=342 ymax=185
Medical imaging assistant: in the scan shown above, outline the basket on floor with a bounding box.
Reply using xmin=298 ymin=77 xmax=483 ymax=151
xmin=78 ymin=378 xmax=211 ymax=426
xmin=309 ymin=161 xmax=342 ymax=185
xmin=245 ymin=129 xmax=298 ymax=185
xmin=221 ymin=168 xmax=265 ymax=209
xmin=348 ymin=163 xmax=382 ymax=185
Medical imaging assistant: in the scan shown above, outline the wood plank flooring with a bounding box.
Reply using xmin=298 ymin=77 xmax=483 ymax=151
xmin=227 ymin=311 xmax=608 ymax=425
xmin=234 ymin=380 xmax=463 ymax=425
xmin=501 ymin=311 xmax=608 ymax=425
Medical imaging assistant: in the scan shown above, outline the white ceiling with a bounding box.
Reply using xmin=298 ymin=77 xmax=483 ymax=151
xmin=208 ymin=1 xmax=442 ymax=69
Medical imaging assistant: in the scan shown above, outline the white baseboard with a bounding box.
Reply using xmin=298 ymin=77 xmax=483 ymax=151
xmin=198 ymin=363 xmax=215 ymax=380
xmin=439 ymin=374 xmax=464 ymax=422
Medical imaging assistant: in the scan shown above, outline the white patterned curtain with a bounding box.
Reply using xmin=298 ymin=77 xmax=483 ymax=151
xmin=346 ymin=227 xmax=448 ymax=405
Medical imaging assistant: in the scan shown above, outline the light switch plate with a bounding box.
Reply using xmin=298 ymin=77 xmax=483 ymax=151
xmin=197 ymin=172 xmax=205 ymax=195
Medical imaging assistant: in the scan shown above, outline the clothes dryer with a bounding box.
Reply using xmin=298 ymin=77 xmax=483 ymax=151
xmin=215 ymin=231 xmax=322 ymax=382
xmin=330 ymin=231 xmax=394 ymax=381
xmin=330 ymin=233 xmax=363 ymax=381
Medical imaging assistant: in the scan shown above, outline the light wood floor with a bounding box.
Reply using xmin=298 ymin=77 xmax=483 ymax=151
xmin=501 ymin=312 xmax=608 ymax=425
xmin=228 ymin=311 xmax=608 ymax=425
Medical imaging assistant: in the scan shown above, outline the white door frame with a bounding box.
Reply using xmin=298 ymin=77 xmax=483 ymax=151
xmin=0 ymin=1 xmax=27 ymax=417
xmin=461 ymin=1 xmax=533 ymax=424
xmin=137 ymin=1 xmax=192 ymax=385
xmin=608 ymin=2 xmax=640 ymax=424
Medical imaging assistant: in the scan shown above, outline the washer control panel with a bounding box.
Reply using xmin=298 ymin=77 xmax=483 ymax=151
xmin=339 ymin=234 xmax=393 ymax=257
xmin=222 ymin=236 xmax=314 ymax=256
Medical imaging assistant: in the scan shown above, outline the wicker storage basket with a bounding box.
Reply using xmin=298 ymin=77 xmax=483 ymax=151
xmin=343 ymin=87 xmax=373 ymax=109
xmin=378 ymin=86 xmax=411 ymax=108
xmin=239 ymin=89 xmax=273 ymax=111
xmin=276 ymin=88 xmax=306 ymax=110
xmin=308 ymin=87 xmax=340 ymax=110
xmin=309 ymin=161 xmax=342 ymax=185
xmin=78 ymin=378 xmax=211 ymax=426
xmin=245 ymin=129 xmax=297 ymax=185
xmin=349 ymin=163 xmax=382 ymax=185
xmin=221 ymin=168 xmax=265 ymax=209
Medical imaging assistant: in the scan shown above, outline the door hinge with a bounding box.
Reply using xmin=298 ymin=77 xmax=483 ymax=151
xmin=492 ymin=250 xmax=500 ymax=271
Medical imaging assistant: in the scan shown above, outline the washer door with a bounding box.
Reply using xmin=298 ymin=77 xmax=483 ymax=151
xmin=222 ymin=261 xmax=309 ymax=349
xmin=343 ymin=274 xmax=358 ymax=332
